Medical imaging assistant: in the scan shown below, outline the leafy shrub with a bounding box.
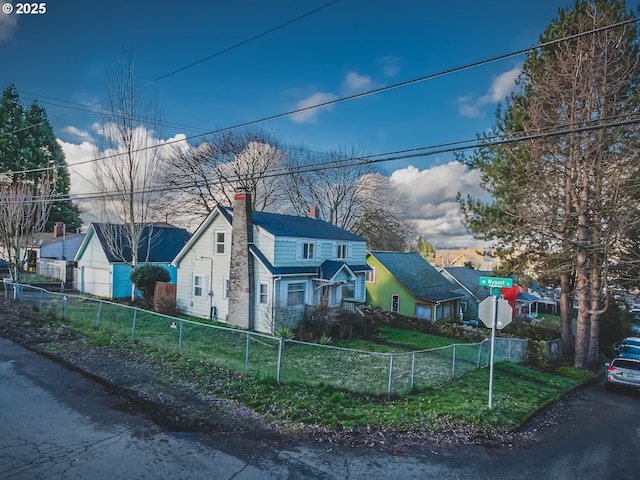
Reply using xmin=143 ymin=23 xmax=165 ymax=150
xmin=274 ymin=326 xmax=294 ymax=339
xmin=130 ymin=264 xmax=171 ymax=304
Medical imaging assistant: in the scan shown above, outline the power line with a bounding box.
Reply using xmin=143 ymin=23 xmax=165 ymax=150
xmin=6 ymin=114 xmax=639 ymax=206
xmin=2 ymin=17 xmax=637 ymax=179
xmin=1 ymin=0 xmax=342 ymax=139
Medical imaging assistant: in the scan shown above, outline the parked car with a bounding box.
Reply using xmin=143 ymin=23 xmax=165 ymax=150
xmin=617 ymin=344 xmax=640 ymax=360
xmin=0 ymin=259 xmax=9 ymax=275
xmin=605 ymin=357 xmax=640 ymax=390
xmin=619 ymin=337 xmax=640 ymax=348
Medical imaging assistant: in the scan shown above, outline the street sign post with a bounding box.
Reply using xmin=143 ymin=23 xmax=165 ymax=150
xmin=478 ymin=277 xmax=514 ymax=409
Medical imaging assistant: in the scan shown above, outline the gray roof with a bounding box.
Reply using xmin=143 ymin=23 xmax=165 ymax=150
xmin=442 ymin=267 xmax=494 ymax=301
xmin=90 ymin=223 xmax=190 ymax=264
xmin=220 ymin=206 xmax=365 ymax=242
xmin=370 ymin=251 xmax=462 ymax=302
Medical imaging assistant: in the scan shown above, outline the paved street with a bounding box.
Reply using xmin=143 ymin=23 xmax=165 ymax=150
xmin=1 ymin=336 xmax=640 ymax=479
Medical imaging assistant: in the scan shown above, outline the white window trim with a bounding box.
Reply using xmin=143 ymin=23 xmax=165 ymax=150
xmin=215 ymin=230 xmax=227 ymax=254
xmin=336 ymin=243 xmax=347 ymax=260
xmin=366 ymin=267 xmax=376 ymax=283
xmin=258 ymin=282 xmax=269 ymax=304
xmin=302 ymin=241 xmax=316 ymax=260
xmin=193 ymin=275 xmax=204 ymax=297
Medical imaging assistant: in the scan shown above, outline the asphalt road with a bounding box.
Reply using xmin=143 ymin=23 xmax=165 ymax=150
xmin=1 ymin=336 xmax=639 ymax=479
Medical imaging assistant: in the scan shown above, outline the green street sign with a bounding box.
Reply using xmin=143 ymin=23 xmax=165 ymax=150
xmin=479 ymin=276 xmax=513 ymax=289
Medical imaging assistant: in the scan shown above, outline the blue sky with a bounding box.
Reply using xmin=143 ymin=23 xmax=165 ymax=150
xmin=0 ymin=0 xmax=573 ymax=247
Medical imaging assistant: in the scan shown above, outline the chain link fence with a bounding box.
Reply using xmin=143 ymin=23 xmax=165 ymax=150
xmin=2 ymin=282 xmax=542 ymax=398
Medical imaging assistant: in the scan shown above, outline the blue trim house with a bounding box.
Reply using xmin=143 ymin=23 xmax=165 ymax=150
xmin=74 ymin=223 xmax=190 ymax=299
xmin=171 ymin=191 xmax=370 ymax=333
xmin=439 ymin=266 xmax=494 ymax=322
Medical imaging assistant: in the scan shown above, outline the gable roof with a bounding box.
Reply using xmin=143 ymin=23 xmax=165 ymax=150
xmin=219 ymin=206 xmax=364 ymax=242
xmin=369 ymin=251 xmax=462 ymax=303
xmin=442 ymin=266 xmax=494 ymax=302
xmin=79 ymin=223 xmax=190 ymax=264
xmin=174 ymin=205 xmax=366 ymax=265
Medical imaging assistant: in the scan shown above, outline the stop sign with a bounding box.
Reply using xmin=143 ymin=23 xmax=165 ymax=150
xmin=478 ymin=296 xmax=513 ymax=329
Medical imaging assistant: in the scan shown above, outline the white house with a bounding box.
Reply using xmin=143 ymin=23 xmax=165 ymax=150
xmin=171 ymin=189 xmax=370 ymax=334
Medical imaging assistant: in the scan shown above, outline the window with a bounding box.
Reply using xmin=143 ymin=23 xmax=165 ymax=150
xmin=336 ymin=243 xmax=347 ymax=260
xmin=223 ymin=277 xmax=229 ymax=299
xmin=259 ymin=283 xmax=268 ymax=304
xmin=193 ymin=275 xmax=203 ymax=297
xmin=391 ymin=294 xmax=400 ymax=313
xmin=215 ymin=231 xmax=226 ymax=254
xmin=365 ymin=267 xmax=375 ymax=283
xmin=415 ymin=303 xmax=432 ymax=320
xmin=302 ymin=242 xmax=315 ymax=260
xmin=287 ymin=282 xmax=306 ymax=306
xmin=342 ymin=282 xmax=354 ymax=300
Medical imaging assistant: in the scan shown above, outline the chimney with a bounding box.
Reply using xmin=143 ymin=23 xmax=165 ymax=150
xmin=54 ymin=222 xmax=65 ymax=237
xmin=310 ymin=205 xmax=320 ymax=219
xmin=227 ymin=186 xmax=255 ymax=330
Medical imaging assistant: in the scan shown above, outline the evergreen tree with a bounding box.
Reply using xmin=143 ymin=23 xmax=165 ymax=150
xmin=459 ymin=0 xmax=640 ymax=367
xmin=0 ymin=84 xmax=81 ymax=231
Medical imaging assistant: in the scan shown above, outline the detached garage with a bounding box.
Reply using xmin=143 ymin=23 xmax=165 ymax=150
xmin=74 ymin=223 xmax=190 ymax=299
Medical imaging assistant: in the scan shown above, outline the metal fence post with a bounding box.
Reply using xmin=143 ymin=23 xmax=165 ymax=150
xmin=178 ymin=320 xmax=183 ymax=356
xmin=96 ymin=301 xmax=103 ymax=327
xmin=245 ymin=332 xmax=251 ymax=372
xmin=62 ymin=296 xmax=67 ymax=319
xmin=276 ymin=338 xmax=284 ymax=384
xmin=387 ymin=354 xmax=394 ymax=400
xmin=452 ymin=345 xmax=456 ymax=379
xmin=410 ymin=352 xmax=416 ymax=391
xmin=131 ymin=309 xmax=137 ymax=340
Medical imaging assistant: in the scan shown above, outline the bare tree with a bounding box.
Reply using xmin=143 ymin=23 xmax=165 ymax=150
xmin=159 ymin=130 xmax=288 ymax=226
xmin=92 ymin=54 xmax=163 ymax=300
xmin=285 ymin=146 xmax=414 ymax=248
xmin=0 ymin=181 xmax=53 ymax=281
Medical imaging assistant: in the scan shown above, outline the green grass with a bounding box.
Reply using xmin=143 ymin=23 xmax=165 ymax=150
xmin=11 ymin=289 xmax=597 ymax=434
xmin=338 ymin=326 xmax=459 ymax=353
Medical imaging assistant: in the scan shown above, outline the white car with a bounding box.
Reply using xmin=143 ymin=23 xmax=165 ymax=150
xmin=606 ymin=357 xmax=640 ymax=391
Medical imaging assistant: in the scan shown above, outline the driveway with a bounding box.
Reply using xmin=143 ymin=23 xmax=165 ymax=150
xmin=1 ymin=336 xmax=639 ymax=479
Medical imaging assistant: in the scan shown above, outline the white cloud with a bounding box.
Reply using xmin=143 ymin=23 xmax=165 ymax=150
xmin=458 ymin=66 xmax=522 ymax=118
xmin=478 ymin=66 xmax=521 ymax=105
xmin=390 ymin=162 xmax=488 ymax=248
xmin=290 ymin=92 xmax=338 ymax=123
xmin=58 ymin=131 xmax=189 ymax=220
xmin=378 ymin=55 xmax=401 ymax=77
xmin=0 ymin=10 xmax=17 ymax=41
xmin=61 ymin=126 xmax=94 ymax=143
xmin=342 ymin=71 xmax=372 ymax=94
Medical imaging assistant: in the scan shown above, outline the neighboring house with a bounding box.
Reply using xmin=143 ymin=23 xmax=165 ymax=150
xmin=74 ymin=223 xmax=190 ymax=299
xmin=171 ymin=188 xmax=370 ymax=334
xmin=366 ymin=251 xmax=462 ymax=322
xmin=439 ymin=266 xmax=493 ymax=321
xmin=36 ymin=226 xmax=86 ymax=283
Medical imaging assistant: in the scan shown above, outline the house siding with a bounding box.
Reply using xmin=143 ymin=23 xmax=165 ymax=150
xmin=175 ymin=215 xmax=231 ymax=321
xmin=173 ymin=204 xmax=369 ymax=334
xmin=76 ymin=233 xmax=112 ymax=297
xmin=365 ymin=255 xmax=418 ymax=318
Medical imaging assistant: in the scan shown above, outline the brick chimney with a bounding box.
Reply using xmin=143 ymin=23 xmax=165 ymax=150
xmin=227 ymin=186 xmax=255 ymax=330
xmin=54 ymin=222 xmax=65 ymax=237
xmin=310 ymin=205 xmax=320 ymax=219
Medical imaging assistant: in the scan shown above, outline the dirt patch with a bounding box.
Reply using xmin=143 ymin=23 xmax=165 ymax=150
xmin=0 ymin=300 xmax=568 ymax=453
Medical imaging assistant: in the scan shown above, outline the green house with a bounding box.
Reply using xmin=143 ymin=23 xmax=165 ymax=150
xmin=365 ymin=251 xmax=462 ymax=322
